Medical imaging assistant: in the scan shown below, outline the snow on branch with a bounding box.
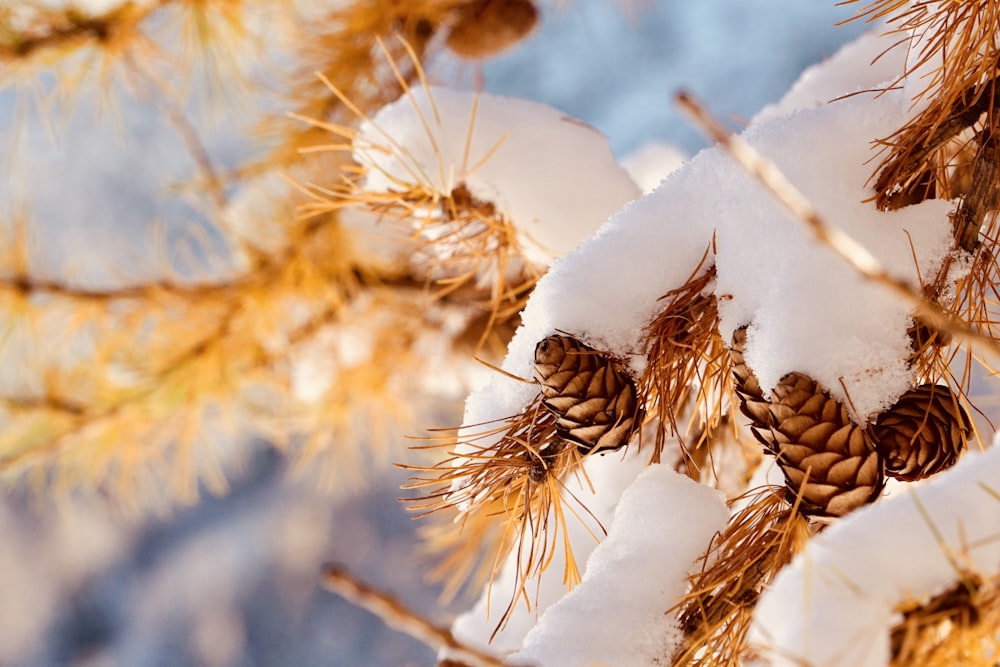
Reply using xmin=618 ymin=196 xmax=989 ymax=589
xmin=750 ymin=440 xmax=1000 ymax=667
xmin=434 ymin=22 xmax=982 ymax=663
xmin=508 ymin=465 xmax=728 ymax=667
xmin=354 ymin=85 xmax=641 ymax=268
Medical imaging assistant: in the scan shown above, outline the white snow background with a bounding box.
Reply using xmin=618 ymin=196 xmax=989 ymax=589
xmin=0 ymin=1 xmax=950 ymax=666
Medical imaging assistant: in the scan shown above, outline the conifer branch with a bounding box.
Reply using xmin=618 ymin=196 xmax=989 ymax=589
xmin=321 ymin=564 xmax=510 ymax=667
xmin=676 ymin=91 xmax=1000 ymax=368
xmin=0 ymin=2 xmax=169 ymax=61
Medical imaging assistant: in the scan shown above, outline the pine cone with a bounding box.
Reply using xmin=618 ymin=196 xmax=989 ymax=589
xmin=729 ymin=328 xmax=885 ymax=517
xmin=445 ymin=0 xmax=538 ymax=59
xmin=533 ymin=334 xmax=639 ymax=455
xmin=873 ymin=383 xmax=971 ymax=482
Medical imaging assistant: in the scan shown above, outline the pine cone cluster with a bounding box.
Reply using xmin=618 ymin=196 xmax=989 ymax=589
xmin=533 ymin=334 xmax=639 ymax=455
xmin=731 ymin=328 xmax=884 ymax=518
xmin=731 ymin=327 xmax=973 ymax=517
xmin=874 ymin=383 xmax=970 ymax=482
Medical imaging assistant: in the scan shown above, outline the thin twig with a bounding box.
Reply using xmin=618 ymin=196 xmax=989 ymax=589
xmin=0 ymin=274 xmax=229 ymax=302
xmin=674 ymin=91 xmax=1000 ymax=366
xmin=0 ymin=1 xmax=171 ymax=61
xmin=953 ymin=129 xmax=1000 ymax=253
xmin=321 ymin=564 xmax=511 ymax=667
xmin=160 ymin=91 xmax=229 ymax=211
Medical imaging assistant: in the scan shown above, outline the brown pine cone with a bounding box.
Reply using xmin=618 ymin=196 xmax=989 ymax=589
xmin=873 ymin=383 xmax=971 ymax=482
xmin=533 ymin=334 xmax=639 ymax=455
xmin=729 ymin=328 xmax=885 ymax=517
xmin=445 ymin=0 xmax=539 ymax=60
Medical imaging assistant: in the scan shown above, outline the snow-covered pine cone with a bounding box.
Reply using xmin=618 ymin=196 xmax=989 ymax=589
xmin=730 ymin=327 xmax=885 ymax=518
xmin=873 ymin=383 xmax=971 ymax=482
xmin=533 ymin=334 xmax=639 ymax=455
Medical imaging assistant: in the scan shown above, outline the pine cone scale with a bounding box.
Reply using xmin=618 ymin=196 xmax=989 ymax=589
xmin=799 ymin=393 xmax=829 ymax=416
xmin=594 ymin=421 xmax=635 ymax=450
xmin=826 ymin=486 xmax=877 ymax=518
xmin=827 ymin=456 xmax=869 ymax=485
xmin=796 ymin=451 xmax=845 ymax=473
xmin=564 ymin=423 xmax=611 ymax=445
xmin=561 ymin=372 xmax=593 ymax=397
xmin=776 ymin=443 xmax=815 ymax=465
xmin=798 ymin=422 xmax=840 ymax=448
xmin=776 ymin=415 xmax=816 ymax=440
xmin=740 ymin=400 xmax=776 ymax=426
xmin=564 ymin=397 xmax=612 ymax=422
xmin=541 ymin=396 xmax=575 ymax=413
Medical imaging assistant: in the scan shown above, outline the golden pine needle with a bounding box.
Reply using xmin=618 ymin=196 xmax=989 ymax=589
xmin=402 ymin=394 xmax=600 ymax=638
xmin=0 ymin=2 xmax=162 ymax=65
xmin=0 ymin=0 xmax=547 ymax=506
xmin=670 ymin=486 xmax=812 ymax=667
xmin=887 ymin=567 xmax=1000 ymax=667
xmin=640 ymin=243 xmax=734 ymax=468
xmin=839 ymin=1 xmax=1000 ymax=206
xmin=257 ymin=0 xmax=459 ymax=170
xmin=840 ymin=3 xmax=1000 ymax=383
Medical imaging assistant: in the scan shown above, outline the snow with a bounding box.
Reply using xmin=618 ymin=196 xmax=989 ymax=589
xmin=620 ymin=141 xmax=688 ymax=194
xmin=749 ymin=437 xmax=1000 ymax=667
xmin=715 ymin=96 xmax=955 ymax=420
xmin=509 ymin=465 xmax=728 ymax=667
xmin=4 ymin=1 xmax=995 ymax=665
xmin=753 ymin=31 xmax=909 ymax=123
xmin=465 ymin=82 xmax=953 ymax=433
xmin=356 ymin=86 xmax=642 ymax=268
xmin=448 ymin=450 xmax=652 ymax=657
xmin=448 ymin=23 xmax=971 ymax=662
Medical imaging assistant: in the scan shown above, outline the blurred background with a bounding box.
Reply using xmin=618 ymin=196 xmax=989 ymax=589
xmin=0 ymin=1 xmax=869 ymax=665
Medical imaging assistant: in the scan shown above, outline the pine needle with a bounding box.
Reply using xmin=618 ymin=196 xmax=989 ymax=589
xmin=401 ymin=394 xmax=599 ymax=639
xmin=671 ymin=487 xmax=812 ymax=666
xmin=889 ymin=570 xmax=1000 ymax=667
xmin=640 ymin=243 xmax=733 ymax=466
xmin=294 ymin=74 xmax=543 ymax=349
